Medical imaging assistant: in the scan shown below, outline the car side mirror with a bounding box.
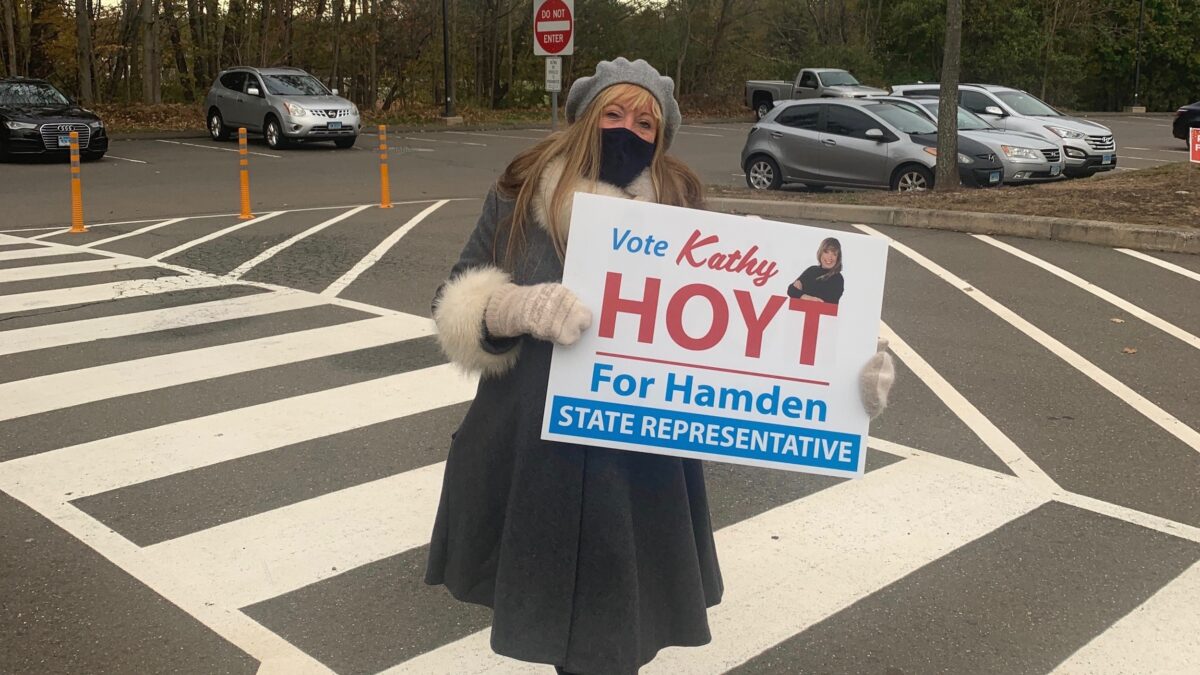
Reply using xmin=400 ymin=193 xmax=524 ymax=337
xmin=247 ymin=86 xmax=261 ymax=97
xmin=331 ymin=88 xmax=339 ymax=96
xmin=983 ymin=106 xmax=1005 ymax=116
xmin=865 ymin=128 xmax=885 ymax=140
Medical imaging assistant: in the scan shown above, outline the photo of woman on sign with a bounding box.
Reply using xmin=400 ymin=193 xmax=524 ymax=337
xmin=425 ymin=58 xmax=894 ymax=675
xmin=787 ymin=237 xmax=845 ymax=305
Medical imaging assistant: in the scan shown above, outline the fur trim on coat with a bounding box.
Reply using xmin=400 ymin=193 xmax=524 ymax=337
xmin=433 ymin=265 xmax=521 ymax=377
xmin=531 ymin=157 xmax=657 ymax=239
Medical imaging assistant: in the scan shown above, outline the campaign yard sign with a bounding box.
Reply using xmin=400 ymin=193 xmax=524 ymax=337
xmin=542 ymin=194 xmax=889 ymax=479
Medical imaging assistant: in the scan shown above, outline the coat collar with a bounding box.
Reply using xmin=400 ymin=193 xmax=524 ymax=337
xmin=531 ymin=156 xmax=657 ymax=236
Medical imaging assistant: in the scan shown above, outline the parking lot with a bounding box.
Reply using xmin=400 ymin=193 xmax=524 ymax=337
xmin=1 ymin=113 xmax=1187 ymax=231
xmin=1 ymin=112 xmax=1197 ymax=674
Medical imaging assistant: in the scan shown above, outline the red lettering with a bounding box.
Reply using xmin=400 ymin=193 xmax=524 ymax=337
xmin=666 ymin=284 xmax=728 ymax=351
xmin=675 ymin=229 xmax=719 ymax=267
xmin=789 ymin=298 xmax=838 ymax=365
xmin=735 ymin=291 xmax=785 ymax=358
xmin=599 ymin=272 xmax=659 ymax=343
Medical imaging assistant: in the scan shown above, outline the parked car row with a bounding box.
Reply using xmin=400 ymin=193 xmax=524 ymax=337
xmin=741 ymin=76 xmax=1128 ymax=192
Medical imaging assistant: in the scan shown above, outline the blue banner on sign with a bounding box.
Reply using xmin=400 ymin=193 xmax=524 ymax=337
xmin=548 ymin=395 xmax=861 ymax=471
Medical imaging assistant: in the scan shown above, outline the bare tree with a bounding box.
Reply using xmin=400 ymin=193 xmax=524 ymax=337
xmin=162 ymin=0 xmax=192 ymax=99
xmin=75 ymin=0 xmax=95 ymax=102
xmin=142 ymin=0 xmax=161 ymax=103
xmin=2 ymin=0 xmax=18 ymax=76
xmin=935 ymin=0 xmax=961 ymax=191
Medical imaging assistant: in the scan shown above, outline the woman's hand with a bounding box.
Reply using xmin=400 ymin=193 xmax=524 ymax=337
xmin=485 ymin=283 xmax=593 ymax=345
xmin=799 ymin=294 xmax=821 ymax=302
xmin=791 ymin=280 xmax=803 ymax=290
xmin=860 ymin=338 xmax=895 ymax=419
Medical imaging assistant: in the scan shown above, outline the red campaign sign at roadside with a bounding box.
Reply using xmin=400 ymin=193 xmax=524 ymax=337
xmin=534 ymin=0 xmax=574 ymax=56
xmin=1191 ymin=128 xmax=1200 ymax=164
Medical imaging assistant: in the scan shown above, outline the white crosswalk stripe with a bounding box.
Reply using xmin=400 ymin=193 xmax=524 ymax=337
xmin=0 ymin=207 xmax=1196 ymax=675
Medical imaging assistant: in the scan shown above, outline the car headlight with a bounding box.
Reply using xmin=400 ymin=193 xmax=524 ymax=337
xmin=350 ymin=104 xmax=359 ymax=116
xmin=1001 ymin=145 xmax=1044 ymax=162
xmin=4 ymin=120 xmax=37 ymax=130
xmin=1044 ymin=125 xmax=1085 ymax=139
xmin=88 ymin=120 xmax=104 ymax=129
xmin=957 ymin=153 xmax=973 ymax=164
xmin=284 ymin=101 xmax=306 ymax=117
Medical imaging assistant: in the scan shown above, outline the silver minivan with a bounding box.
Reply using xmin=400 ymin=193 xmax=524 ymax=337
xmin=204 ymin=66 xmax=361 ymax=150
xmin=874 ymin=96 xmax=1065 ymax=184
xmin=892 ymin=83 xmax=1115 ymax=177
xmin=741 ymin=99 xmax=1004 ymax=192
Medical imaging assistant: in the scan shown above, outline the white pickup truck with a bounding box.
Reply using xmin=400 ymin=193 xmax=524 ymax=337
xmin=745 ymin=68 xmax=887 ymax=120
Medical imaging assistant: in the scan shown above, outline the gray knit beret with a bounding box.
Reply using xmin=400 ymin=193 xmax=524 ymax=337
xmin=566 ymin=57 xmax=682 ymax=148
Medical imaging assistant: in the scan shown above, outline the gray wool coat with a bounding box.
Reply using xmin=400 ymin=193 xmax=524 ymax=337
xmin=425 ymin=160 xmax=724 ymax=675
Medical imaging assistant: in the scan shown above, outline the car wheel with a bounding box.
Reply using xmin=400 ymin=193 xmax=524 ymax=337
xmin=264 ymin=118 xmax=289 ymax=150
xmin=892 ymin=164 xmax=933 ymax=192
xmin=334 ymin=136 xmax=357 ymax=149
xmin=82 ymin=151 xmax=105 ymax=162
xmin=745 ymin=155 xmax=782 ymax=190
xmin=209 ymin=109 xmax=231 ymax=141
xmin=755 ymin=99 xmax=772 ymax=121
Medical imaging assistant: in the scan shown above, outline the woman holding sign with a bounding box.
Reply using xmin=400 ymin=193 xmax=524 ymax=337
xmin=426 ymin=58 xmax=894 ymax=675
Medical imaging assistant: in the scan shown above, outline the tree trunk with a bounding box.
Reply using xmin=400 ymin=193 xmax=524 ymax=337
xmin=935 ymin=0 xmax=962 ymax=192
xmin=142 ymin=0 xmax=161 ymax=103
xmin=74 ymin=0 xmax=95 ymax=102
xmin=162 ymin=0 xmax=192 ymax=100
xmin=283 ymin=0 xmax=293 ymax=63
xmin=257 ymin=0 xmax=269 ymax=65
xmin=331 ymin=0 xmax=342 ymax=91
xmin=2 ymin=0 xmax=17 ymax=76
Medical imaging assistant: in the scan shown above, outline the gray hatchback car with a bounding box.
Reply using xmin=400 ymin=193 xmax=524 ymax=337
xmin=203 ymin=66 xmax=361 ymax=150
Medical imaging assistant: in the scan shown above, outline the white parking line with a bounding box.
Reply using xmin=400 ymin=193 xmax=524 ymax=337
xmin=321 ymin=200 xmax=449 ymax=297
xmin=155 ymin=139 xmax=281 ymax=159
xmin=150 ymin=211 xmax=284 ymax=261
xmin=855 ymin=223 xmax=1200 ymax=455
xmin=683 ymin=124 xmax=747 ymax=132
xmin=105 ymin=155 xmax=149 ymax=164
xmin=80 ymin=218 xmax=188 ymax=248
xmin=1119 ymin=155 xmax=1173 ymax=163
xmin=976 ymin=235 xmax=1200 ymax=350
xmin=226 ymin=205 xmax=374 ymax=280
xmin=445 ymin=130 xmax=544 ymax=141
xmin=1116 ymin=249 xmax=1200 ymax=283
xmin=1125 ymin=147 xmax=1186 ymax=153
xmin=404 ymin=136 xmax=486 ymax=147
xmin=677 ymin=131 xmax=725 ymax=138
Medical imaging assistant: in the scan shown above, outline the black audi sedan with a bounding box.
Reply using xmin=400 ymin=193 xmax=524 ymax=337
xmin=1173 ymin=100 xmax=1200 ymax=143
xmin=0 ymin=77 xmax=107 ymax=160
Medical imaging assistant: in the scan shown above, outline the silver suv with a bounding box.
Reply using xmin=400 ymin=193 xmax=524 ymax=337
xmin=203 ymin=67 xmax=360 ymax=150
xmin=891 ymin=83 xmax=1115 ymax=177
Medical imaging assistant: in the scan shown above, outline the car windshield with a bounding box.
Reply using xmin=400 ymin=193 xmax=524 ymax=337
xmin=818 ymin=71 xmax=860 ymax=87
xmin=866 ymin=103 xmax=937 ymax=134
xmin=994 ymin=90 xmax=1061 ymax=116
xmin=262 ymin=74 xmax=329 ymax=96
xmin=919 ymin=101 xmax=993 ymax=130
xmin=0 ymin=82 xmax=70 ymax=107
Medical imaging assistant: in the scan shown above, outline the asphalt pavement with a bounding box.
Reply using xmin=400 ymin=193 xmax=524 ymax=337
xmin=0 ymin=115 xmax=1198 ymax=674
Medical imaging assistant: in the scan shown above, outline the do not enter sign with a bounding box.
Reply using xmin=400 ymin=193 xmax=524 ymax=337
xmin=534 ymin=0 xmax=574 ymax=56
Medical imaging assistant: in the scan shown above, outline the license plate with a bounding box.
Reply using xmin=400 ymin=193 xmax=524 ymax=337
xmin=989 ymin=171 xmax=1001 ymax=184
xmin=1102 ymin=154 xmax=1113 ymax=165
xmin=58 ymin=135 xmax=72 ymax=147
xmin=1050 ymin=165 xmax=1061 ymax=176
xmin=327 ymin=121 xmax=342 ymax=130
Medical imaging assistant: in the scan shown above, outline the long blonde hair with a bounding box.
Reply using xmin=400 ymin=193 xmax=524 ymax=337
xmin=495 ymin=83 xmax=704 ymax=265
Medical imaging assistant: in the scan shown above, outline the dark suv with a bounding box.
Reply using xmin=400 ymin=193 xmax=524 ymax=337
xmin=0 ymin=77 xmax=108 ymax=161
xmin=1173 ymin=101 xmax=1200 ymax=144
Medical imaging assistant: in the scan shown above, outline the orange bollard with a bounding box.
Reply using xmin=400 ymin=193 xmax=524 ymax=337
xmin=68 ymin=131 xmax=87 ymax=233
xmin=238 ymin=128 xmax=253 ymax=220
xmin=378 ymin=124 xmax=392 ymax=209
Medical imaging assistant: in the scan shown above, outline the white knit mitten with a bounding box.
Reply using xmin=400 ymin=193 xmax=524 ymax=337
xmin=485 ymin=283 xmax=593 ymax=345
xmin=860 ymin=338 xmax=895 ymax=419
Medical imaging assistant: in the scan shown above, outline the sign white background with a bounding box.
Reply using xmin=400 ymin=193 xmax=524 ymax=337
xmin=542 ymin=194 xmax=889 ymax=478
xmin=533 ymin=0 xmax=574 ymax=56
xmin=545 ymin=56 xmax=562 ymax=93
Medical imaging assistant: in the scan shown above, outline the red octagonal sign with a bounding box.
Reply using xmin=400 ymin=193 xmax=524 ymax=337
xmin=534 ymin=0 xmax=574 ymax=56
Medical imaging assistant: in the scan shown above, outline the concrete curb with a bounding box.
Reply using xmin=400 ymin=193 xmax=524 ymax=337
xmin=707 ymin=197 xmax=1200 ymax=255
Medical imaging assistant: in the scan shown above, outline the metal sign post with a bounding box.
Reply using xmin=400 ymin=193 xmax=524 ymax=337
xmin=534 ymin=0 xmax=573 ymax=131
xmin=546 ymin=57 xmax=562 ymax=130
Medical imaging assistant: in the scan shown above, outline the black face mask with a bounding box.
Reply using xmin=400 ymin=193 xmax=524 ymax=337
xmin=598 ymin=127 xmax=656 ymax=188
